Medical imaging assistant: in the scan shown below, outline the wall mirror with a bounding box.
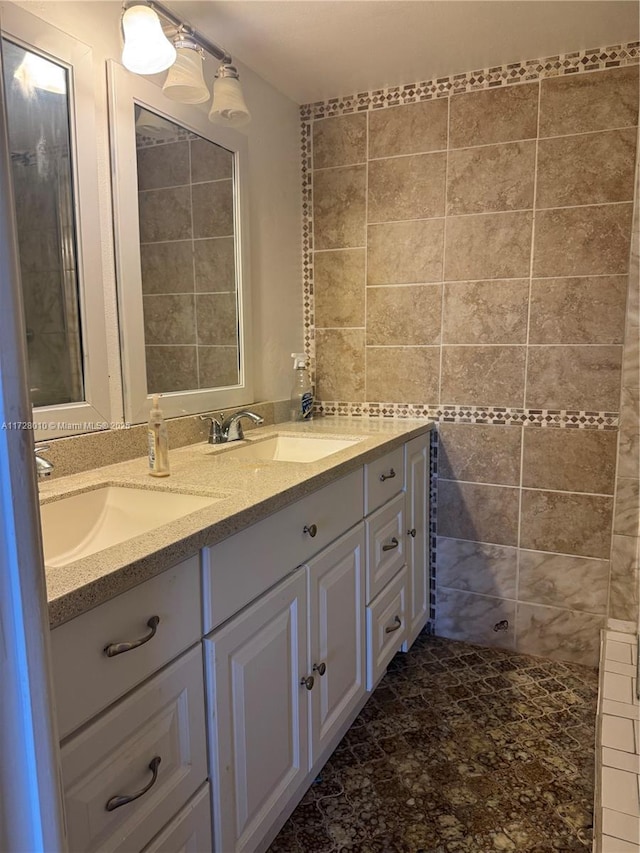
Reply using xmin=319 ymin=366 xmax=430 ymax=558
xmin=0 ymin=5 xmax=110 ymax=438
xmin=108 ymin=60 xmax=253 ymax=424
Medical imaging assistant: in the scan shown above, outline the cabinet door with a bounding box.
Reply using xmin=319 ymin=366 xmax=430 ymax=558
xmin=307 ymin=525 xmax=366 ymax=767
xmin=403 ymin=432 xmax=430 ymax=651
xmin=205 ymin=569 xmax=308 ymax=853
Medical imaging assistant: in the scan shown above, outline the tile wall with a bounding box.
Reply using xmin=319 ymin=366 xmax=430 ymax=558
xmin=304 ymin=55 xmax=640 ymax=665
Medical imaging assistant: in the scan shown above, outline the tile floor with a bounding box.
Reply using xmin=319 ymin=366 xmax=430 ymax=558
xmin=269 ymin=634 xmax=599 ymax=852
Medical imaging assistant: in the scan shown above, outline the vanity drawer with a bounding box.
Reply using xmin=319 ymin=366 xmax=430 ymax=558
xmin=364 ymin=446 xmax=404 ymax=515
xmin=365 ymin=492 xmax=405 ymax=603
xmin=366 ymin=566 xmax=407 ymax=690
xmin=61 ymin=645 xmax=207 ymax=853
xmin=51 ymin=555 xmax=201 ymax=738
xmin=202 ymin=468 xmax=363 ymax=632
xmin=141 ymin=785 xmax=212 ymax=853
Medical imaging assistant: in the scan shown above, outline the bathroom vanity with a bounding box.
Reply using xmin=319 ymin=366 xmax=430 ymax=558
xmin=42 ymin=419 xmax=432 ymax=852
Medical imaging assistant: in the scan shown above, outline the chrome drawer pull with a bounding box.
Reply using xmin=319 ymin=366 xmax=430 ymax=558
xmin=379 ymin=468 xmax=396 ymax=482
xmin=385 ymin=616 xmax=402 ymax=634
xmin=407 ymin=528 xmax=417 ymax=538
xmin=300 ymin=675 xmax=315 ymax=690
xmin=303 ymin=523 xmax=318 ymax=538
xmin=313 ymin=662 xmax=327 ymax=676
xmin=382 ymin=537 xmax=399 ymax=552
xmin=105 ymin=756 xmax=161 ymax=811
xmin=104 ymin=616 xmax=160 ymax=658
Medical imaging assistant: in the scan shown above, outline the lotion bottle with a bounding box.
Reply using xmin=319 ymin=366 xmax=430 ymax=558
xmin=290 ymin=353 xmax=314 ymax=421
xmin=148 ymin=394 xmax=170 ymax=476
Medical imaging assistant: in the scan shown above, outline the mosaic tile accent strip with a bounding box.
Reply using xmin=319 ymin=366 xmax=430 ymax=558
xmin=313 ymin=402 xmax=620 ymax=430
xmin=269 ymin=635 xmax=599 ymax=852
xmin=300 ymin=42 xmax=639 ymax=119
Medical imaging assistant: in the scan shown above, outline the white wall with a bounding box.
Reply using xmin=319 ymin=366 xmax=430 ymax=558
xmin=12 ymin=0 xmax=302 ymax=410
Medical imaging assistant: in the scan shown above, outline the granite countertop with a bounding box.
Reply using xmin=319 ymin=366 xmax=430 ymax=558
xmin=40 ymin=417 xmax=433 ymax=629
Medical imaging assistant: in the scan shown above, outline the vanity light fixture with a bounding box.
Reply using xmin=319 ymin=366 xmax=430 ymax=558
xmin=121 ymin=0 xmax=251 ymax=126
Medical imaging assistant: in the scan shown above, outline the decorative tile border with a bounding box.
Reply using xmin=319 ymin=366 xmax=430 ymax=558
xmin=300 ymin=42 xmax=639 ymax=119
xmin=313 ymin=401 xmax=619 ymax=429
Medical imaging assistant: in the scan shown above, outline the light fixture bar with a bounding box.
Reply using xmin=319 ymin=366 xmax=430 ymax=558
xmin=136 ymin=0 xmax=233 ymax=65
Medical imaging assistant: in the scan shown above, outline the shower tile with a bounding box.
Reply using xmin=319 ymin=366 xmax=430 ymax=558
xmin=609 ymin=535 xmax=639 ymax=624
xmin=365 ymin=346 xmax=439 ymax=403
xmin=533 ymin=204 xmax=634 ymax=277
xmin=435 ymin=537 xmax=518 ymax=598
xmin=314 ymin=249 xmax=365 ymax=328
xmin=522 ymin=428 xmax=617 ymax=494
xmin=313 ymin=165 xmax=366 ymax=249
xmin=195 ymin=293 xmax=238 ymax=346
xmin=190 ymin=138 xmax=233 ymax=183
xmin=435 ymin=589 xmax=516 ymax=648
xmin=192 ymin=180 xmax=234 ymax=238
xmin=444 ymin=211 xmax=533 ymax=281
xmin=537 ymin=128 xmax=637 ymax=209
xmin=437 ymin=480 xmax=520 ymax=546
xmin=194 ymin=237 xmax=236 ymax=293
xmin=529 ymin=276 xmax=627 ymax=344
xmin=145 ymin=345 xmax=197 ymax=393
xmin=516 ymin=603 xmax=603 ymax=666
xmin=440 ymin=345 xmax=526 ymax=408
xmin=518 ymin=551 xmax=609 ymax=614
xmin=614 ymin=478 xmax=640 ymax=537
xmin=367 ymin=219 xmax=444 ymax=284
xmin=366 ymin=284 xmax=441 ymax=345
xmin=437 ymin=422 xmax=522 ymax=485
xmin=141 ymin=241 xmax=194 ymax=294
xmin=449 ymin=82 xmax=539 ymax=148
xmin=315 ymin=329 xmax=365 ymax=401
xmin=520 ymin=490 xmax=613 ymax=559
xmin=368 ymin=98 xmax=448 ymax=158
xmin=313 ymin=113 xmax=367 ymax=169
xmin=447 ymin=140 xmax=535 ymax=215
xmin=368 ymin=152 xmax=446 ymax=222
xmin=442 ymin=279 xmax=529 ymax=344
xmin=138 ymin=186 xmax=191 ymax=242
xmin=143 ymin=294 xmax=195 ymax=345
xmin=525 ymin=345 xmax=622 ymax=411
xmin=137 ymin=140 xmax=189 ymax=190
xmin=198 ymin=346 xmax=239 ymax=388
xmin=539 ymin=65 xmax=639 ymax=137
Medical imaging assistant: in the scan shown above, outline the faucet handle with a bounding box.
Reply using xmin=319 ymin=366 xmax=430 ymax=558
xmin=199 ymin=414 xmax=223 ymax=444
xmin=34 ymin=444 xmax=50 ymax=456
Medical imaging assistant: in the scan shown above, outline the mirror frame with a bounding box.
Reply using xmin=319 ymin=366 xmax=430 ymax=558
xmin=107 ymin=60 xmax=254 ymax=425
xmin=1 ymin=4 xmax=111 ymax=439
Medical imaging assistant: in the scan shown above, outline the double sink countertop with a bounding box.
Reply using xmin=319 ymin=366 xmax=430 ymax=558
xmin=39 ymin=417 xmax=434 ymax=628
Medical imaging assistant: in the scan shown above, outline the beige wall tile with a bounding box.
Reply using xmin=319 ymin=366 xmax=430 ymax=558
xmin=314 ymin=249 xmax=366 ymax=328
xmin=367 ymin=219 xmax=444 ymax=284
xmin=518 ymin=551 xmax=610 ymax=615
xmin=442 ymin=279 xmax=529 ymax=344
xmin=613 ymin=477 xmax=640 ymax=537
xmin=438 ymin=422 xmax=522 ymax=485
xmin=436 ymin=537 xmax=518 ymax=598
xmin=141 ymin=241 xmax=194 ymax=294
xmin=440 ymin=345 xmax=525 ymax=407
xmin=436 ymin=589 xmax=516 ymax=649
xmin=368 ymin=99 xmax=448 ymax=158
xmin=447 ymin=141 xmax=535 ymax=215
xmin=449 ymin=83 xmax=539 ymax=148
xmin=313 ymin=166 xmax=366 ymax=250
xmin=437 ymin=480 xmax=520 ymax=545
xmin=194 ymin=238 xmax=236 ymax=293
xmin=198 ymin=346 xmax=239 ymax=388
xmin=143 ymin=294 xmax=195 ymax=345
xmin=365 ymin=346 xmax=439 ymax=402
xmin=618 ymin=388 xmax=640 ymax=479
xmin=366 ymin=284 xmax=442 ymax=345
xmin=196 ymin=293 xmax=238 ymax=346
xmin=145 ymin=345 xmax=197 ymax=393
xmin=533 ymin=204 xmax=634 ymax=277
xmin=137 ymin=140 xmax=189 ymax=190
xmin=529 ymin=276 xmax=627 ymax=344
xmin=515 ymin=603 xmax=603 ymax=666
xmin=520 ymin=490 xmax=613 ymax=558
xmin=525 ymin=345 xmax=622 ymax=411
xmin=313 ymin=114 xmax=367 ymax=169
xmin=190 ymin=139 xmax=233 ymax=182
xmin=138 ymin=186 xmax=191 ymax=243
xmin=192 ymin=180 xmax=234 ymax=238
xmin=444 ymin=211 xmax=532 ymax=281
xmin=539 ymin=66 xmax=639 ymax=137
xmin=315 ymin=328 xmax=365 ymax=400
xmin=609 ymin=534 xmax=639 ymax=623
xmin=522 ymin=428 xmax=618 ymax=494
xmin=368 ymin=152 xmax=446 ymax=222
xmin=537 ymin=129 xmax=637 ymax=209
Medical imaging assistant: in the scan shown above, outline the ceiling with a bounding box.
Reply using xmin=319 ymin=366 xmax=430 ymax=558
xmin=175 ymin=1 xmax=639 ymax=104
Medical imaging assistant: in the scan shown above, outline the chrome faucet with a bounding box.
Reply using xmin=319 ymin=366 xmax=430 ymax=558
xmin=201 ymin=409 xmax=264 ymax=444
xmin=34 ymin=445 xmax=54 ymax=479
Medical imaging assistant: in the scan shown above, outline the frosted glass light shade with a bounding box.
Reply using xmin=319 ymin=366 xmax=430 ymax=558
xmin=121 ymin=5 xmax=176 ymax=75
xmin=162 ymin=46 xmax=209 ymax=103
xmin=209 ymin=75 xmax=250 ymax=127
xmin=14 ymin=52 xmax=66 ymax=96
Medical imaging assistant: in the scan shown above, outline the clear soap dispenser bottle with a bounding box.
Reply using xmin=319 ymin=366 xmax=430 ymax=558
xmin=148 ymin=394 xmax=170 ymax=476
xmin=290 ymin=353 xmax=314 ymax=421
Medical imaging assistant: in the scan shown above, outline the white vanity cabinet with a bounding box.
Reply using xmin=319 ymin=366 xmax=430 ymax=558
xmin=403 ymin=432 xmax=430 ymax=651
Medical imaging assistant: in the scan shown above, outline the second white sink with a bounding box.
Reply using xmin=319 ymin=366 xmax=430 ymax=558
xmin=219 ymin=434 xmax=361 ymax=463
xmin=41 ymin=485 xmax=218 ymax=568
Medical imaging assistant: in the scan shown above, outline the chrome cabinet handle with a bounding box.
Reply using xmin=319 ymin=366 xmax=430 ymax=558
xmin=385 ymin=616 xmax=402 ymax=634
xmin=379 ymin=468 xmax=396 ymax=482
xmin=303 ymin=524 xmax=318 ymax=538
xmin=313 ymin=662 xmax=327 ymax=676
xmin=105 ymin=756 xmax=161 ymax=811
xmin=382 ymin=537 xmax=399 ymax=552
xmin=300 ymin=675 xmax=315 ymax=690
xmin=104 ymin=616 xmax=160 ymax=658
xmin=407 ymin=528 xmax=417 ymax=538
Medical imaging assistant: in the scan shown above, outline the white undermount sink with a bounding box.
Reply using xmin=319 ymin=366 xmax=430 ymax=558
xmin=40 ymin=485 xmax=218 ymax=568
xmin=219 ymin=434 xmax=362 ymax=463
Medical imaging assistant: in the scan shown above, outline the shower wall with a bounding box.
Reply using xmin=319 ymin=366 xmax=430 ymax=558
xmin=302 ymin=45 xmax=640 ymax=665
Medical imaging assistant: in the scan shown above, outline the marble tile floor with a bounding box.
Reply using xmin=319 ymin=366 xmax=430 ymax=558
xmin=268 ymin=635 xmax=599 ymax=853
